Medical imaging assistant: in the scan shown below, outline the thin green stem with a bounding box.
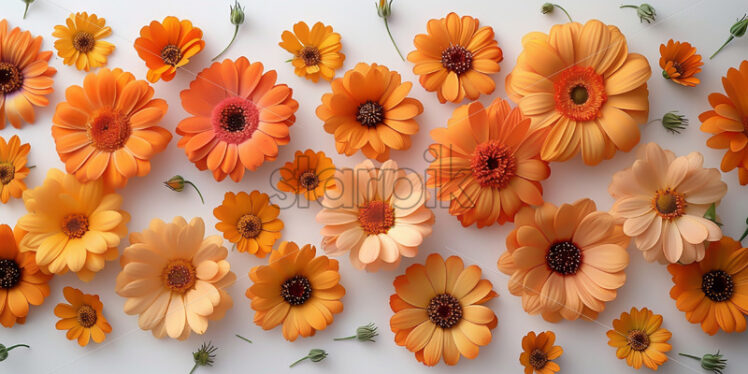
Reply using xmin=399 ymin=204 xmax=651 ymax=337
xmin=28 ymin=165 xmax=36 ymax=169
xmin=5 ymin=344 xmax=30 ymax=351
xmin=554 ymin=4 xmax=573 ymax=22
xmin=384 ymin=18 xmax=405 ymax=61
xmin=184 ymin=181 xmax=204 ymax=204
xmin=189 ymin=363 xmax=198 ymax=374
xmin=289 ymin=356 xmax=309 ymax=368
xmin=678 ymin=353 xmax=701 ymax=360
xmin=333 ymin=335 xmax=356 ymax=341
xmin=711 ymin=36 xmax=734 ymax=59
xmin=235 ymin=334 xmax=252 ymax=344
xmin=620 ymin=5 xmax=639 ymax=9
xmin=740 ymin=218 xmax=748 ymax=242
xmin=23 ymin=3 xmax=30 ymax=19
xmin=212 ymin=25 xmax=240 ymax=61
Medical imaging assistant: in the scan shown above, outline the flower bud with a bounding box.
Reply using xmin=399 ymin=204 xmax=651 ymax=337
xmin=541 ymin=3 xmax=554 ymax=14
xmin=164 ymin=175 xmax=185 ymax=192
xmin=308 ymin=349 xmax=328 ymax=363
xmin=661 ymin=111 xmax=688 ymax=134
xmin=376 ymin=0 xmax=391 ymax=18
xmin=638 ymin=4 xmax=656 ymax=23
xmin=230 ymin=0 xmax=245 ymax=26
xmin=0 ymin=344 xmax=30 ymax=362
xmin=355 ymin=323 xmax=379 ymax=342
xmin=701 ymin=352 xmax=727 ymax=373
xmin=730 ymin=15 xmax=747 ymax=37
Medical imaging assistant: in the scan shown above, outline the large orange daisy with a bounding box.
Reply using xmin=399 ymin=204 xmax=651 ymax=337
xmin=506 ymin=19 xmax=651 ymax=165
xmin=498 ymin=199 xmax=630 ymax=322
xmin=0 ymin=19 xmax=57 ymax=129
xmin=407 ymin=12 xmax=503 ymax=103
xmin=700 ymin=60 xmax=748 ymax=185
xmin=316 ymin=62 xmax=423 ymax=161
xmin=134 ymin=16 xmax=204 ymax=83
xmin=427 ymin=98 xmax=549 ymax=228
xmin=177 ymin=58 xmax=298 ymax=182
xmin=0 ymin=135 xmax=30 ymax=204
xmin=51 ymin=68 xmax=172 ymax=190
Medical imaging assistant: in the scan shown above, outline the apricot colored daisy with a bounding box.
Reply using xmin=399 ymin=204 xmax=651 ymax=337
xmin=659 ymin=39 xmax=702 ymax=87
xmin=213 ymin=190 xmax=283 ymax=258
xmin=498 ymin=198 xmax=630 ymax=322
xmin=0 ymin=19 xmax=57 ymax=129
xmin=407 ymin=12 xmax=502 ymax=103
xmin=607 ymin=307 xmax=672 ymax=370
xmin=246 ymin=241 xmax=345 ymax=342
xmin=390 ymin=254 xmax=498 ymax=366
xmin=52 ymin=12 xmax=115 ymax=72
xmin=700 ymin=60 xmax=748 ymax=185
xmin=0 ymin=135 xmax=30 ymax=204
xmin=668 ymin=236 xmax=748 ymax=335
xmin=317 ymin=159 xmax=434 ymax=271
xmin=177 ymin=57 xmax=298 ymax=182
xmin=134 ymin=16 xmax=204 ymax=83
xmin=316 ymin=62 xmax=423 ymax=161
xmin=0 ymin=224 xmax=51 ymax=328
xmin=279 ymin=21 xmax=344 ymax=82
xmin=426 ymin=98 xmax=549 ymax=228
xmin=17 ymin=169 xmax=129 ymax=281
xmin=520 ymin=331 xmax=562 ymax=374
xmin=277 ymin=149 xmax=335 ymax=201
xmin=54 ymin=287 xmax=112 ymax=346
xmin=116 ymin=217 xmax=235 ymax=340
xmin=609 ymin=142 xmax=726 ymax=264
xmin=506 ymin=19 xmax=651 ymax=165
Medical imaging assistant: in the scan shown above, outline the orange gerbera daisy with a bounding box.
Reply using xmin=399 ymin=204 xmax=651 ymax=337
xmin=177 ymin=58 xmax=298 ymax=182
xmin=668 ymin=236 xmax=748 ymax=335
xmin=390 ymin=254 xmax=498 ymax=366
xmin=607 ymin=307 xmax=672 ymax=370
xmin=700 ymin=60 xmax=748 ymax=185
xmin=213 ymin=190 xmax=283 ymax=258
xmin=277 ymin=149 xmax=336 ymax=201
xmin=0 ymin=135 xmax=30 ymax=204
xmin=659 ymin=40 xmax=702 ymax=87
xmin=609 ymin=143 xmax=726 ymax=264
xmin=426 ymin=98 xmax=549 ymax=228
xmin=0 ymin=224 xmax=51 ymax=328
xmin=246 ymin=241 xmax=345 ymax=342
xmin=317 ymin=159 xmax=434 ymax=271
xmin=520 ymin=331 xmax=563 ymax=374
xmin=52 ymin=12 xmax=115 ymax=72
xmin=279 ymin=21 xmax=345 ymax=82
xmin=498 ymin=198 xmax=630 ymax=322
xmin=407 ymin=12 xmax=503 ymax=103
xmin=116 ymin=217 xmax=235 ymax=340
xmin=134 ymin=16 xmax=204 ymax=83
xmin=506 ymin=20 xmax=651 ymax=165
xmin=54 ymin=287 xmax=112 ymax=346
xmin=51 ymin=68 xmax=172 ymax=190
xmin=316 ymin=62 xmax=423 ymax=161
xmin=0 ymin=19 xmax=56 ymax=129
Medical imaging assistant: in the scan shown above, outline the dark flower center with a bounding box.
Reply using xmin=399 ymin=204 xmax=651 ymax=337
xmin=73 ymin=31 xmax=96 ymax=53
xmin=427 ymin=293 xmax=463 ymax=329
xmin=211 ymin=97 xmax=260 ymax=144
xmin=281 ymin=275 xmax=312 ymax=305
xmin=702 ymin=270 xmax=734 ymax=302
xmin=160 ymin=44 xmax=183 ymax=66
xmin=441 ymin=45 xmax=473 ymax=75
xmin=298 ymin=170 xmax=320 ymax=190
xmin=358 ymin=200 xmax=395 ymax=235
xmin=653 ymin=188 xmax=686 ymax=220
xmin=570 ymin=85 xmax=589 ymax=105
xmin=237 ymin=214 xmax=262 ymax=239
xmin=61 ymin=214 xmax=89 ymax=239
xmin=0 ymin=62 xmax=23 ymax=94
xmin=299 ymin=46 xmax=321 ymax=66
xmin=356 ymin=101 xmax=384 ymax=128
xmin=0 ymin=259 xmax=21 ymax=289
xmin=626 ymin=329 xmax=650 ymax=351
xmin=471 ymin=141 xmax=517 ymax=188
xmin=77 ymin=304 xmax=98 ymax=328
xmin=546 ymin=241 xmax=582 ymax=275
xmin=0 ymin=162 xmax=15 ymax=185
xmin=529 ymin=348 xmax=548 ymax=370
xmin=163 ymin=259 xmax=196 ymax=293
xmin=88 ymin=109 xmax=131 ymax=152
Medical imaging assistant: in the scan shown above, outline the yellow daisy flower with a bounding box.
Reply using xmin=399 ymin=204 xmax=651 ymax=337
xmin=52 ymin=12 xmax=115 ymax=71
xmin=279 ymin=21 xmax=345 ymax=82
xmin=213 ymin=191 xmax=283 ymax=258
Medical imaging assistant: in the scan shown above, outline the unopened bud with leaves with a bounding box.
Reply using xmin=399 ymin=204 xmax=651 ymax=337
xmin=621 ymin=3 xmax=656 ymax=23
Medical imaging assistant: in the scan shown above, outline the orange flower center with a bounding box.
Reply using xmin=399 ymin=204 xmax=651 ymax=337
xmin=298 ymin=46 xmax=321 ymax=66
xmin=298 ymin=170 xmax=320 ymax=190
xmin=441 ymin=45 xmax=473 ymax=75
xmin=211 ymin=96 xmax=260 ymax=144
xmin=76 ymin=304 xmax=98 ymax=328
xmin=281 ymin=275 xmax=312 ymax=305
xmin=702 ymin=270 xmax=734 ymax=302
xmin=0 ymin=162 xmax=14 ymax=185
xmin=471 ymin=141 xmax=517 ymax=188
xmin=0 ymin=62 xmax=23 ymax=94
xmin=358 ymin=200 xmax=395 ymax=235
xmin=554 ymin=66 xmax=607 ymax=121
xmin=546 ymin=241 xmax=582 ymax=275
xmin=529 ymin=348 xmax=548 ymax=370
xmin=356 ymin=101 xmax=384 ymax=128
xmin=427 ymin=293 xmax=463 ymax=329
xmin=72 ymin=31 xmax=96 ymax=53
xmin=652 ymin=188 xmax=686 ymax=219
xmin=160 ymin=44 xmax=183 ymax=66
xmin=237 ymin=214 xmax=262 ymax=239
xmin=626 ymin=329 xmax=650 ymax=351
xmin=88 ymin=109 xmax=132 ymax=152
xmin=61 ymin=214 xmax=89 ymax=239
xmin=163 ymin=259 xmax=197 ymax=293
xmin=0 ymin=259 xmax=21 ymax=289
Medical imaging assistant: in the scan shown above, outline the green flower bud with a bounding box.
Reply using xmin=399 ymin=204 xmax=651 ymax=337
xmin=730 ymin=14 xmax=748 ymax=38
xmin=290 ymin=348 xmax=328 ymax=367
xmin=541 ymin=3 xmax=554 ymax=14
xmin=621 ymin=4 xmax=656 ymax=23
xmin=163 ymin=175 xmax=204 ymax=204
xmin=0 ymin=344 xmax=29 ymax=362
xmin=335 ymin=322 xmax=379 ymax=342
xmin=679 ymin=351 xmax=727 ymax=374
xmin=190 ymin=342 xmax=217 ymax=374
xmin=230 ymin=0 xmax=245 ymax=26
xmin=660 ymin=111 xmax=688 ymax=134
xmin=376 ymin=0 xmax=392 ymax=18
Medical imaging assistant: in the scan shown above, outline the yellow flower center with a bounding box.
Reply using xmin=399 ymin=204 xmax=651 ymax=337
xmin=529 ymin=348 xmax=548 ymax=370
xmin=358 ymin=200 xmax=395 ymax=235
xmin=626 ymin=329 xmax=650 ymax=352
xmin=298 ymin=170 xmax=320 ymax=190
xmin=441 ymin=45 xmax=473 ymax=75
xmin=211 ymin=97 xmax=260 ymax=144
xmin=76 ymin=304 xmax=98 ymax=328
xmin=427 ymin=293 xmax=463 ymax=329
xmin=298 ymin=46 xmax=321 ymax=66
xmin=160 ymin=44 xmax=182 ymax=66
xmin=554 ymin=66 xmax=607 ymax=121
xmin=237 ymin=214 xmax=262 ymax=239
xmin=281 ymin=275 xmax=312 ymax=305
xmin=72 ymin=31 xmax=96 ymax=53
xmin=356 ymin=101 xmax=384 ymax=128
xmin=163 ymin=259 xmax=197 ymax=293
xmin=61 ymin=214 xmax=89 ymax=239
xmin=0 ymin=162 xmax=15 ymax=185
xmin=0 ymin=62 xmax=23 ymax=94
xmin=88 ymin=108 xmax=132 ymax=152
xmin=653 ymin=188 xmax=686 ymax=219
xmin=0 ymin=259 xmax=21 ymax=289
xmin=702 ymin=270 xmax=734 ymax=302
xmin=471 ymin=141 xmax=517 ymax=188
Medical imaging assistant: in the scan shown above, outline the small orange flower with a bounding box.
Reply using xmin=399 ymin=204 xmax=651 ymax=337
xmin=607 ymin=307 xmax=672 ymax=370
xmin=52 ymin=12 xmax=115 ymax=72
xmin=520 ymin=331 xmax=562 ymax=374
xmin=0 ymin=135 xmax=30 ymax=204
xmin=317 ymin=62 xmax=423 ymax=161
xmin=213 ymin=191 xmax=283 ymax=258
xmin=659 ymin=39 xmax=702 ymax=87
xmin=54 ymin=287 xmax=112 ymax=346
xmin=407 ymin=12 xmax=503 ymax=103
xmin=134 ymin=16 xmax=204 ymax=83
xmin=279 ymin=21 xmax=345 ymax=82
xmin=277 ymin=149 xmax=335 ymax=201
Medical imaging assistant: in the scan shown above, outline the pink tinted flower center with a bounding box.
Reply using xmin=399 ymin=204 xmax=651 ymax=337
xmin=211 ymin=96 xmax=260 ymax=144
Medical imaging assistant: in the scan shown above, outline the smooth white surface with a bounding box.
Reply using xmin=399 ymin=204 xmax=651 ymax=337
xmin=1 ymin=0 xmax=747 ymax=373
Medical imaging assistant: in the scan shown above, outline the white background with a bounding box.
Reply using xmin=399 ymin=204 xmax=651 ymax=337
xmin=1 ymin=0 xmax=747 ymax=373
